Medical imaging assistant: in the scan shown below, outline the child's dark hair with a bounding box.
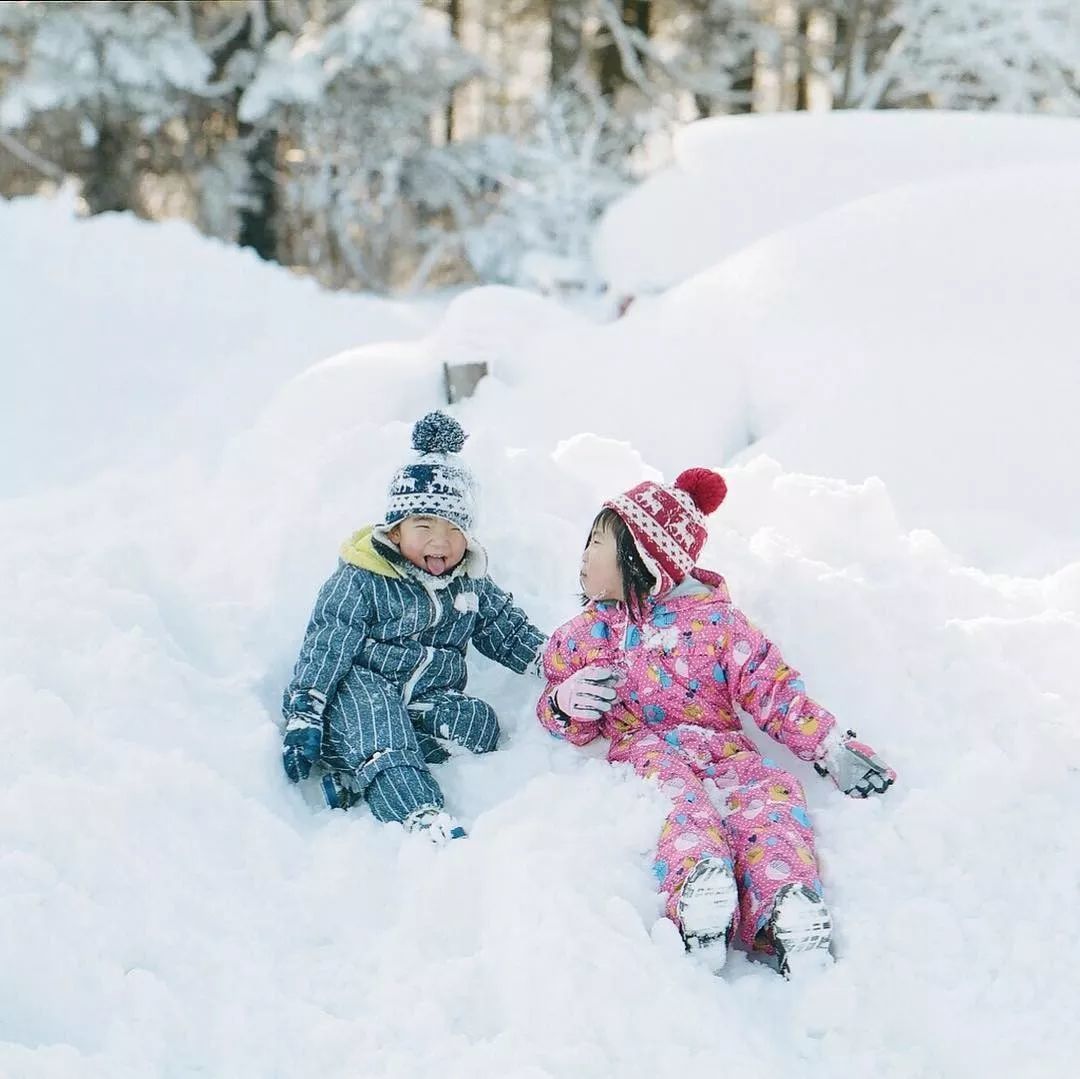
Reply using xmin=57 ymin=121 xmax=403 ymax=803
xmin=584 ymin=508 xmax=656 ymax=608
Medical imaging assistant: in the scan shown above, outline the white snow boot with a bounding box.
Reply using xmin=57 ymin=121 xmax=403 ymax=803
xmin=765 ymin=882 xmax=833 ymax=978
xmin=677 ymin=856 xmax=739 ymax=972
xmin=403 ymin=805 xmax=467 ymax=845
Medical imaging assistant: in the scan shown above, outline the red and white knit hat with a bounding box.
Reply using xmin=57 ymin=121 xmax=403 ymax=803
xmin=604 ymin=468 xmax=728 ymax=594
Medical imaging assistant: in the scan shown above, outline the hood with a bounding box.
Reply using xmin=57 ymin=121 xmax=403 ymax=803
xmin=339 ymin=526 xmax=405 ymax=579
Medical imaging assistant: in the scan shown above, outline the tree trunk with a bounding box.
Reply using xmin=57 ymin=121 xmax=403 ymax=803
xmin=83 ymin=35 xmax=133 ymax=214
xmin=82 ymin=124 xmax=132 ymax=214
xmin=796 ymin=4 xmax=812 ymax=110
xmin=693 ymin=0 xmax=757 ymax=116
xmin=598 ymin=1 xmax=652 ymax=101
xmin=835 ymin=0 xmax=865 ymax=108
xmin=862 ymin=0 xmax=901 ymax=108
xmin=549 ymin=0 xmax=582 ymax=87
xmin=445 ymin=0 xmax=462 ymax=140
xmin=693 ymin=0 xmax=722 ymax=116
xmin=205 ymin=5 xmax=283 ymax=261
xmin=728 ymin=64 xmax=756 ymax=114
xmin=237 ymin=125 xmax=278 ymax=261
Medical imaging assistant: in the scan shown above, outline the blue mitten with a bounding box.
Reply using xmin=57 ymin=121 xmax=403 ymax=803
xmin=282 ymin=688 xmax=327 ymax=783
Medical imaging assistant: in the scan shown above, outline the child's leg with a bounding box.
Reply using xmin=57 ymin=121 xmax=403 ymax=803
xmin=321 ymin=668 xmax=443 ymax=823
xmin=611 ymin=731 xmax=738 ymax=937
xmin=711 ymin=751 xmax=822 ymax=949
xmin=408 ymin=690 xmax=500 ymax=756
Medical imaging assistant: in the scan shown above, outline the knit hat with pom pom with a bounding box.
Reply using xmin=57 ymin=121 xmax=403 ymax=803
xmin=604 ymin=468 xmax=727 ymax=593
xmin=385 ymin=412 xmax=477 ymax=533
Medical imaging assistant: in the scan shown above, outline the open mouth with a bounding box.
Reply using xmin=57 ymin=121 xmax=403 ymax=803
xmin=425 ymin=556 xmax=449 ymax=576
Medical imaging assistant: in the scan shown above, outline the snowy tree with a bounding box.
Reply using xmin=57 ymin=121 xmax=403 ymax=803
xmin=549 ymin=0 xmax=584 ymax=86
xmin=672 ymin=0 xmax=765 ymax=115
xmin=11 ymin=0 xmax=1077 ymax=297
xmin=0 ymin=0 xmax=216 ymax=212
xmin=238 ymin=0 xmax=481 ymax=290
xmin=833 ymin=0 xmax=895 ymax=108
xmin=0 ymin=3 xmax=25 ymax=66
xmin=856 ymin=0 xmax=1080 ymax=112
xmin=461 ymin=89 xmax=636 ymax=290
xmin=596 ymin=1 xmax=653 ymax=100
xmin=0 ymin=4 xmax=58 ymax=192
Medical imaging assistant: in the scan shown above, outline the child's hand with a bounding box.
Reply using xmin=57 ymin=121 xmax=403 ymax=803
xmin=552 ymin=666 xmax=619 ymax=722
xmin=282 ymin=688 xmax=327 ymax=783
xmin=815 ymin=729 xmax=896 ymax=798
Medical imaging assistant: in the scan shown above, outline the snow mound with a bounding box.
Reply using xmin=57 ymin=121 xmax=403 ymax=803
xmin=5 ymin=114 xmax=1080 ymax=1078
xmin=1 ymin=192 xmax=440 ymax=497
xmin=432 ymin=160 xmax=1080 ymax=574
xmin=596 ymin=110 xmax=1080 ymax=294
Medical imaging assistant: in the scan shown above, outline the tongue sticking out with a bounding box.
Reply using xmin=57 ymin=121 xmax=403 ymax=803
xmin=425 ymin=556 xmax=448 ymax=576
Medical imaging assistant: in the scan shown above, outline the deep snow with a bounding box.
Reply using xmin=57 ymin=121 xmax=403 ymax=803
xmin=3 ymin=113 xmax=1080 ymax=1079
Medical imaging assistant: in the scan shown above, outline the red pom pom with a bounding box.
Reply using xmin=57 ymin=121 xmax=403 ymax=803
xmin=674 ymin=468 xmax=727 ymax=514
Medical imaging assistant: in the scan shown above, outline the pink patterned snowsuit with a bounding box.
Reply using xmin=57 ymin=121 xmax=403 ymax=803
xmin=538 ymin=570 xmax=838 ymax=948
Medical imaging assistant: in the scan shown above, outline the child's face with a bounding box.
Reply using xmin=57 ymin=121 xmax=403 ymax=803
xmin=390 ymin=515 xmax=467 ymax=576
xmin=580 ymin=521 xmax=624 ymax=602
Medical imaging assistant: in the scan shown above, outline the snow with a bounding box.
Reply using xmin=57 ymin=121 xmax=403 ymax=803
xmin=595 ymin=110 xmax=1080 ymax=295
xmin=238 ymin=1 xmax=462 ymax=124
xmin=0 ymin=4 xmax=214 ymax=133
xmin=237 ymin=32 xmax=326 ymax=124
xmin=443 ymin=162 xmax=1080 ymax=575
xmin=4 ymin=112 xmax=1080 ymax=1078
xmin=0 ymin=191 xmax=441 ymax=496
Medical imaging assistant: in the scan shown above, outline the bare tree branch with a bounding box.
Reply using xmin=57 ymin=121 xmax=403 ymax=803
xmin=0 ymin=130 xmax=66 ymax=182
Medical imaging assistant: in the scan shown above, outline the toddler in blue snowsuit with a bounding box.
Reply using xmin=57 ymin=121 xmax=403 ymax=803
xmin=282 ymin=412 xmax=546 ymax=841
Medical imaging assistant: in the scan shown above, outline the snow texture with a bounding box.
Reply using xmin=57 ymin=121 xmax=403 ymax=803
xmin=596 ymin=110 xmax=1080 ymax=295
xmin=3 ymin=114 xmax=1080 ymax=1078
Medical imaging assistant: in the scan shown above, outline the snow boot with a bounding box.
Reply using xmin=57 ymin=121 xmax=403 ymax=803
xmin=765 ymin=882 xmax=833 ymax=978
xmin=403 ymin=805 xmax=467 ymax=845
xmin=677 ymin=856 xmax=739 ymax=972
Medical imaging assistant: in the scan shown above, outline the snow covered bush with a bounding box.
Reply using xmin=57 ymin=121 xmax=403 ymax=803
xmin=859 ymin=0 xmax=1080 ymax=112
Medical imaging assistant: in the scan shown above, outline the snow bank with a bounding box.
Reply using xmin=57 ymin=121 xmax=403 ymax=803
xmin=4 ymin=117 xmax=1080 ymax=1078
xmin=5 ymin=429 xmax=1079 ymax=1078
xmin=0 ymin=192 xmax=441 ymax=497
xmin=596 ymin=110 xmax=1080 ymax=294
xmin=436 ymin=163 xmax=1080 ymax=574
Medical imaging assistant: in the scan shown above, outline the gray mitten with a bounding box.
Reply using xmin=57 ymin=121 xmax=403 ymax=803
xmin=815 ymin=729 xmax=896 ymax=798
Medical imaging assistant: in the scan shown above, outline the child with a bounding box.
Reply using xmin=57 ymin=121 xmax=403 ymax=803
xmin=283 ymin=412 xmax=547 ymax=843
xmin=537 ymin=468 xmax=895 ymax=975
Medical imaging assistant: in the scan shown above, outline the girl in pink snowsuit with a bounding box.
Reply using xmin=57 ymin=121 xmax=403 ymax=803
xmin=537 ymin=468 xmax=895 ymax=976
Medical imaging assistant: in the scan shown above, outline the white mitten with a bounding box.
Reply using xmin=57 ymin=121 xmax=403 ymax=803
xmin=551 ymin=666 xmax=618 ymax=722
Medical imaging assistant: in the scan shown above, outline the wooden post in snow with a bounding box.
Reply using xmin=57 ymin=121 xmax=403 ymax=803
xmin=443 ymin=361 xmax=489 ymax=404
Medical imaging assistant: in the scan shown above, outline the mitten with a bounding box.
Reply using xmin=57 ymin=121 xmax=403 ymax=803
xmin=815 ymin=729 xmax=896 ymax=798
xmin=282 ymin=688 xmax=327 ymax=783
xmin=551 ymin=666 xmax=618 ymax=722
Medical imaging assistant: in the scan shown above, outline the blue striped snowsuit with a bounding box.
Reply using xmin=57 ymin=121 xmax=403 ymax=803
xmin=284 ymin=529 xmax=546 ymax=822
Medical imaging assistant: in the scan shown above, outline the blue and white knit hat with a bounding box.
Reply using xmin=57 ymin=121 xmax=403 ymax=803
xmin=385 ymin=412 xmax=477 ymax=533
